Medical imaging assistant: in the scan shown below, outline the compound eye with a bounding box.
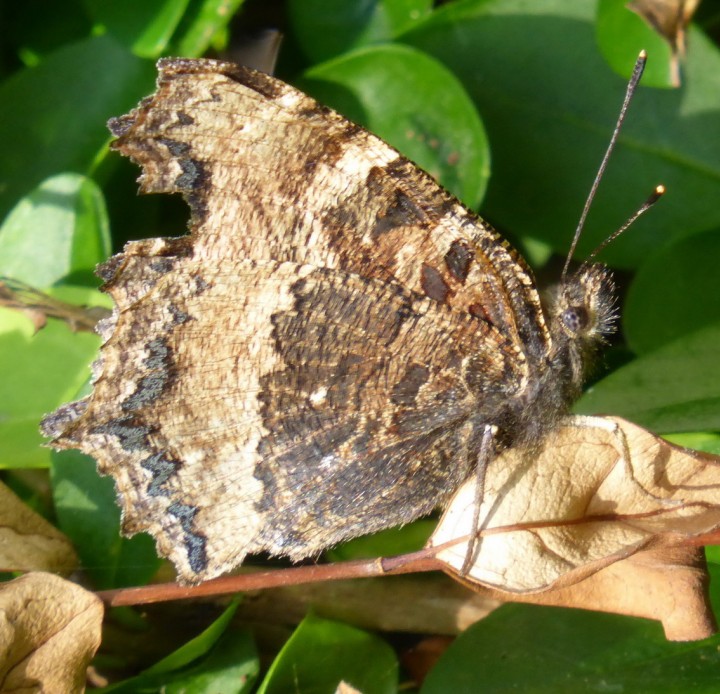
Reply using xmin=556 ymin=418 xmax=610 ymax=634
xmin=562 ymin=306 xmax=589 ymax=333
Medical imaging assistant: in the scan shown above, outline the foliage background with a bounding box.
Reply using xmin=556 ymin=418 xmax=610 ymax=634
xmin=1 ymin=0 xmax=720 ymax=691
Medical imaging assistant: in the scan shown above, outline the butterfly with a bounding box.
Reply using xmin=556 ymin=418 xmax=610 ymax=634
xmin=41 ymin=56 xmax=646 ymax=584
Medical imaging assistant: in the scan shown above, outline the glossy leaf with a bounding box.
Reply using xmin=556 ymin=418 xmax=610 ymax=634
xmin=577 ymin=322 xmax=720 ymax=433
xmin=422 ymin=600 xmax=720 ymax=693
xmin=624 ymin=228 xmax=720 ymax=354
xmin=596 ymin=0 xmax=675 ymax=88
xmin=162 ymin=629 xmax=259 ymax=694
xmin=258 ymin=614 xmax=398 ymax=694
xmin=143 ymin=599 xmax=240 ymax=674
xmin=0 ymin=287 xmax=107 ymax=469
xmin=289 ymin=0 xmax=433 ymax=63
xmin=83 ymin=0 xmax=190 ymax=57
xmin=0 ymin=34 xmax=156 ymax=225
xmin=51 ymin=448 xmax=160 ymax=588
xmin=102 ymin=602 xmax=258 ymax=694
xmin=0 ymin=173 xmax=110 ymax=287
xmin=172 ymin=0 xmax=248 ymax=57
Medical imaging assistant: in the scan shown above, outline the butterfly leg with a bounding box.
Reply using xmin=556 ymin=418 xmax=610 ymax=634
xmin=461 ymin=424 xmax=495 ymax=576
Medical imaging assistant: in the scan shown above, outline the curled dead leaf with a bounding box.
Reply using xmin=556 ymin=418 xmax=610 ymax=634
xmin=0 ymin=572 xmax=103 ymax=692
xmin=430 ymin=416 xmax=720 ymax=640
xmin=510 ymin=544 xmax=715 ymax=641
xmin=0 ymin=480 xmax=78 ymax=575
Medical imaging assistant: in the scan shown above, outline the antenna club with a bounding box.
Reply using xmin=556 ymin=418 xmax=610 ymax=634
xmin=638 ymin=49 xmax=648 ymax=60
xmin=645 ymin=185 xmax=665 ymax=207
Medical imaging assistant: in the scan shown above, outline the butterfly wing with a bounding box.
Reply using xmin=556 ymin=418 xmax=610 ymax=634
xmin=44 ymin=59 xmax=552 ymax=582
xmin=110 ymin=58 xmax=551 ymax=364
xmin=46 ymin=257 xmax=525 ymax=581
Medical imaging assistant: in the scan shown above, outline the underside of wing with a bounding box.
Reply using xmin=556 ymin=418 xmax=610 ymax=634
xmin=109 ymin=58 xmax=551 ymax=365
xmin=43 ymin=256 xmax=524 ymax=582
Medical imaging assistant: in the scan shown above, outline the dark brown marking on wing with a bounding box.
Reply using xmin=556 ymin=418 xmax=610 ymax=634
xmin=384 ymin=158 xmax=456 ymax=218
xmin=92 ymin=416 xmax=153 ymax=453
xmin=96 ymin=254 xmax=125 ymax=283
xmin=167 ymin=502 xmax=208 ymax=573
xmin=390 ymin=364 xmax=430 ymax=407
xmin=444 ymin=239 xmax=474 ymax=283
xmin=299 ymin=103 xmax=333 ymax=120
xmin=221 ymin=63 xmax=283 ymax=99
xmin=192 ymin=275 xmax=210 ymax=296
xmin=176 ymin=111 xmax=194 ymax=126
xmin=469 ymin=302 xmax=494 ymax=325
xmin=40 ymin=399 xmax=89 ymax=440
xmin=372 ymin=188 xmax=429 ymax=238
xmin=304 ymin=123 xmax=366 ymax=177
xmin=141 ymin=451 xmax=181 ymax=498
xmin=157 ymin=138 xmax=207 ymax=192
xmin=108 ymin=109 xmax=143 ymax=138
xmin=168 ymin=303 xmax=191 ymax=325
xmin=149 ymin=258 xmax=179 ymax=275
xmin=339 ymin=122 xmax=363 ymax=140
xmin=248 ymin=267 xmax=488 ymax=559
xmin=421 ymin=263 xmax=452 ymax=303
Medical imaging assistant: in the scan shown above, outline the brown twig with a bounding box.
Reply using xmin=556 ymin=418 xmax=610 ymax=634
xmin=0 ymin=276 xmax=110 ymax=332
xmin=96 ymin=549 xmax=443 ymax=607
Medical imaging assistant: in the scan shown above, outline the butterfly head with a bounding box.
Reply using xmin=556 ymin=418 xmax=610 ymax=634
xmin=549 ymin=263 xmax=617 ymax=389
xmin=554 ymin=263 xmax=616 ymax=345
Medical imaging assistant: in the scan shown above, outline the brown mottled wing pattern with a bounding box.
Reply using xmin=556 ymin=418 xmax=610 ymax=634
xmin=43 ymin=59 xmax=553 ymax=583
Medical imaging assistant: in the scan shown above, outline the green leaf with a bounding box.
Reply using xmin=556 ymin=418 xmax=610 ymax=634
xmin=402 ymin=0 xmax=720 ymax=268
xmin=0 ymin=286 xmax=107 ymax=469
xmin=101 ymin=602 xmax=258 ymax=694
xmin=301 ymin=43 xmax=489 ymax=207
xmin=596 ymin=0 xmax=675 ymax=88
xmin=664 ymin=432 xmax=720 ymax=457
xmin=0 ymin=34 xmax=156 ymax=225
xmin=422 ymin=602 xmax=720 ymax=693
xmin=289 ymin=0 xmax=433 ymax=63
xmin=83 ymin=0 xmax=191 ymax=58
xmin=258 ymin=614 xmax=398 ymax=694
xmin=624 ymin=228 xmax=720 ymax=354
xmin=144 ymin=599 xmax=240 ymax=675
xmin=327 ymin=520 xmax=435 ymax=562
xmin=171 ymin=0 xmax=247 ymax=57
xmin=51 ymin=448 xmax=160 ymax=588
xmin=162 ymin=629 xmax=259 ymax=694
xmin=576 ymin=322 xmax=720 ymax=433
xmin=0 ymin=173 xmax=110 ymax=286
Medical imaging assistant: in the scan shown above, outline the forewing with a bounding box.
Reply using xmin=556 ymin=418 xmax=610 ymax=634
xmin=109 ymin=58 xmax=551 ymax=364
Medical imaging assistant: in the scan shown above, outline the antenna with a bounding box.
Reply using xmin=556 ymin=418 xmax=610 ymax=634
xmin=561 ymin=51 xmax=649 ymax=281
xmin=582 ymin=184 xmax=665 ymax=267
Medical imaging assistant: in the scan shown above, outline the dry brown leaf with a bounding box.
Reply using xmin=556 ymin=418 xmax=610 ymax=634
xmin=503 ymin=544 xmax=715 ymax=641
xmin=401 ymin=636 xmax=455 ymax=687
xmin=0 ymin=481 xmax=77 ymax=575
xmin=0 ymin=572 xmax=103 ymax=692
xmin=627 ymin=0 xmax=700 ymax=85
xmin=429 ymin=416 xmax=720 ymax=639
